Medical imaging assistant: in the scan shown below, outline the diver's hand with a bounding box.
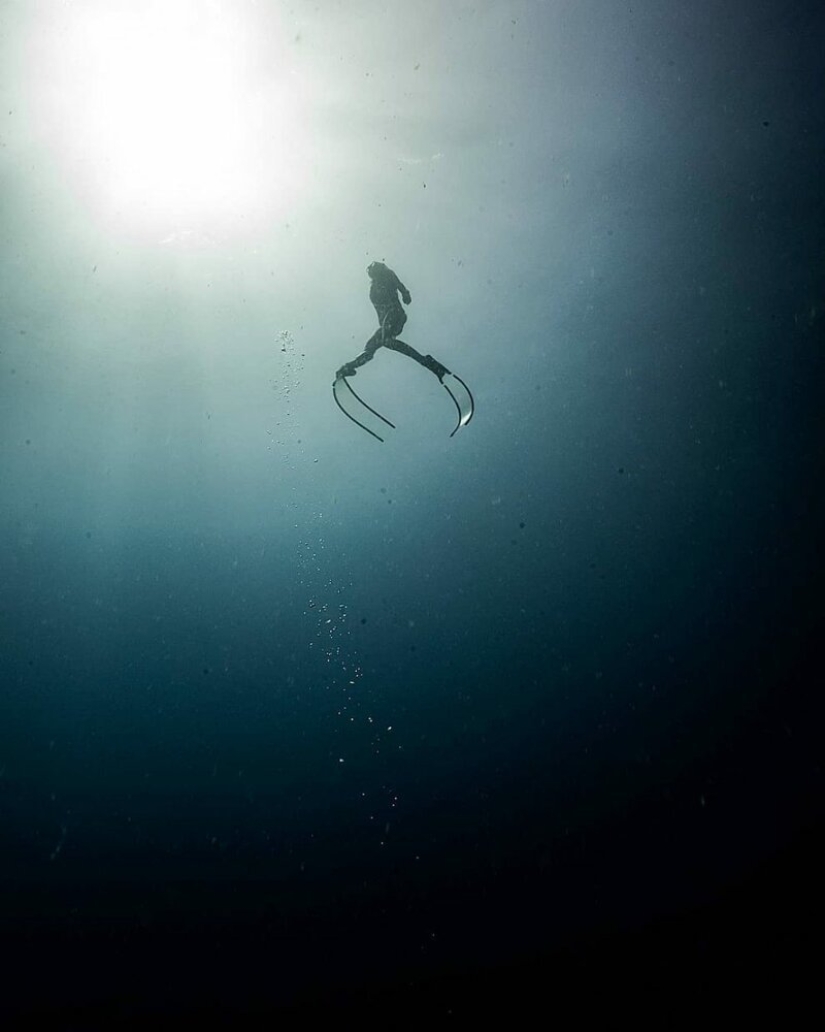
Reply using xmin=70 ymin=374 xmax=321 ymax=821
xmin=401 ymin=291 xmax=412 ymax=305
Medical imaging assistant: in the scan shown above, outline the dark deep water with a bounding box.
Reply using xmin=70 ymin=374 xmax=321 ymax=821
xmin=2 ymin=1 xmax=824 ymax=1023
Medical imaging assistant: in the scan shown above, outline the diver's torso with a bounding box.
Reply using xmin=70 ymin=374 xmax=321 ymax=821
xmin=369 ymin=273 xmax=400 ymax=309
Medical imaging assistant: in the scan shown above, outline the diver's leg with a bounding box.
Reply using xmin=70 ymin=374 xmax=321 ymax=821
xmin=383 ymin=338 xmax=426 ymax=363
xmin=383 ymin=339 xmax=450 ymax=380
xmin=336 ymin=335 xmax=382 ymax=378
xmin=350 ymin=338 xmax=380 ymax=369
xmin=384 ymin=305 xmax=406 ymax=340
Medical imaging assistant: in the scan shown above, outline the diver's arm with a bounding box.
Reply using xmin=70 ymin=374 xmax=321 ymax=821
xmin=392 ymin=272 xmax=412 ymax=305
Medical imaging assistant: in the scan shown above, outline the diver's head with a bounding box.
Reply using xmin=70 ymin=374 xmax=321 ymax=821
xmin=367 ymin=260 xmax=388 ymax=279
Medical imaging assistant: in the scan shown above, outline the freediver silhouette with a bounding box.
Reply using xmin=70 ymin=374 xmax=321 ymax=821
xmin=335 ymin=262 xmax=449 ymax=380
xmin=332 ymin=261 xmax=475 ymax=441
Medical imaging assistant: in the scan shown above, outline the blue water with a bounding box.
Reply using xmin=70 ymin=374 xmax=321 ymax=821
xmin=1 ymin=0 xmax=823 ymax=1021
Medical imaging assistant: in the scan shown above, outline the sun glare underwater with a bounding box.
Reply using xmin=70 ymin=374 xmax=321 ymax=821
xmin=29 ymin=0 xmax=314 ymax=237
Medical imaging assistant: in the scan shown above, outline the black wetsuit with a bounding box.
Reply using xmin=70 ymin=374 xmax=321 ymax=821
xmin=369 ymin=265 xmax=411 ymax=341
xmin=335 ymin=263 xmax=448 ymax=380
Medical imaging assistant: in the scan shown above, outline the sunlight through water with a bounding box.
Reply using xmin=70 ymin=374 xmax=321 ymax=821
xmin=32 ymin=0 xmax=312 ymax=237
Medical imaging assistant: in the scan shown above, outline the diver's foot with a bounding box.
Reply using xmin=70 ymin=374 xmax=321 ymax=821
xmin=424 ymin=355 xmax=450 ymax=381
xmin=336 ymin=363 xmax=357 ymax=379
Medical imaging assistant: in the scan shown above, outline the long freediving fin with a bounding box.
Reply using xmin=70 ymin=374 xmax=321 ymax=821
xmin=332 ymin=364 xmax=474 ymax=441
xmin=442 ymin=372 xmax=475 ymax=437
xmin=332 ymin=375 xmax=396 ymax=442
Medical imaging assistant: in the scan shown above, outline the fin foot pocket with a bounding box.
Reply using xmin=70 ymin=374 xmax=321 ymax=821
xmin=423 ymin=355 xmax=450 ymax=380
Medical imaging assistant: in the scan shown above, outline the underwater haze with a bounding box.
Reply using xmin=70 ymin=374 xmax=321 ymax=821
xmin=2 ymin=0 xmax=823 ymax=1021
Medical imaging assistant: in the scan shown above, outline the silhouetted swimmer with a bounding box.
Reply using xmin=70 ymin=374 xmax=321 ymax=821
xmin=335 ymin=261 xmax=449 ymax=381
